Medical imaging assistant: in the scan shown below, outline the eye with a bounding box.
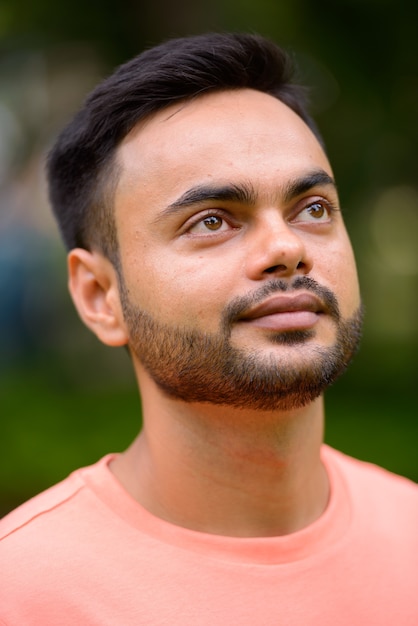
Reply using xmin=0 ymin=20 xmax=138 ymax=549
xmin=188 ymin=213 xmax=231 ymax=234
xmin=294 ymin=200 xmax=334 ymax=224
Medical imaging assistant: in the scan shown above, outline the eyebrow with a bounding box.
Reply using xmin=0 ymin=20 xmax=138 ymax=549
xmin=153 ymin=182 xmax=256 ymax=223
xmin=282 ymin=170 xmax=337 ymax=203
xmin=154 ymin=169 xmax=337 ymax=223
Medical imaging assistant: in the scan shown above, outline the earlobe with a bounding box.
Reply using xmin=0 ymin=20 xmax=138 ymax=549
xmin=68 ymin=248 xmax=129 ymax=347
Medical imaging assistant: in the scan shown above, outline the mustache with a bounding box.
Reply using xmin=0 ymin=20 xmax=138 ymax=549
xmin=222 ymin=276 xmax=340 ymax=329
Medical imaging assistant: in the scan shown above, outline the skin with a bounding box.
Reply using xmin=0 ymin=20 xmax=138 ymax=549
xmin=68 ymin=88 xmax=361 ymax=537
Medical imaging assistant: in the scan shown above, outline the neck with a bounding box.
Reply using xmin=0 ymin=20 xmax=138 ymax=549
xmin=111 ymin=373 xmax=329 ymax=537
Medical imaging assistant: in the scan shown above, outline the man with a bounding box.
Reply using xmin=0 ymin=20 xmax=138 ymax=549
xmin=1 ymin=33 xmax=416 ymax=624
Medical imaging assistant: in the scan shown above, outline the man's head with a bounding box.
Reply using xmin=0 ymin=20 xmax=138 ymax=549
xmin=48 ymin=34 xmax=362 ymax=411
xmin=47 ymin=32 xmax=321 ymax=265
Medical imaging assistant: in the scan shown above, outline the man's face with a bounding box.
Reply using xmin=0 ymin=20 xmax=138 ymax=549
xmin=113 ymin=89 xmax=362 ymax=410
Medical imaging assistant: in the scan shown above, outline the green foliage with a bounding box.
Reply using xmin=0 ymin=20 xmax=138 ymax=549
xmin=2 ymin=355 xmax=416 ymax=517
xmin=1 ymin=362 xmax=140 ymax=515
xmin=1 ymin=0 xmax=417 ymax=515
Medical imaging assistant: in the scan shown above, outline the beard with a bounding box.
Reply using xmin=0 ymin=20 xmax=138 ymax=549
xmin=118 ymin=275 xmax=363 ymax=411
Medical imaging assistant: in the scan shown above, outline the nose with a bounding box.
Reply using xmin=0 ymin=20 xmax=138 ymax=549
xmin=244 ymin=210 xmax=313 ymax=280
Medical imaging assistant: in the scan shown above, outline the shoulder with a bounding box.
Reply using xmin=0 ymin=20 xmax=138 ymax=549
xmin=0 ymin=455 xmax=116 ymax=550
xmin=323 ymin=444 xmax=418 ymax=527
xmin=0 ymin=467 xmax=89 ymax=608
xmin=0 ymin=456 xmax=120 ymax=601
xmin=324 ymin=445 xmax=417 ymax=491
xmin=1 ymin=471 xmax=85 ymax=542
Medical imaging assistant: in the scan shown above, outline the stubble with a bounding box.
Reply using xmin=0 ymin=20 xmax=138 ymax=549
xmin=118 ymin=275 xmax=363 ymax=411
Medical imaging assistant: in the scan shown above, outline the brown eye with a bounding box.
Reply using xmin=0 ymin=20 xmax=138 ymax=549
xmin=203 ymin=216 xmax=223 ymax=230
xmin=308 ymin=202 xmax=326 ymax=219
xmin=293 ymin=200 xmax=333 ymax=224
xmin=188 ymin=214 xmax=229 ymax=234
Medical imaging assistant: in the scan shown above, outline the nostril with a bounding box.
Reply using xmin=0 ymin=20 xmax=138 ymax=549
xmin=264 ymin=264 xmax=287 ymax=274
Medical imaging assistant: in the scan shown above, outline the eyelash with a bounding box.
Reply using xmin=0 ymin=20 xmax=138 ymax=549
xmin=184 ymin=198 xmax=339 ymax=235
xmin=292 ymin=198 xmax=339 ymax=222
xmin=185 ymin=209 xmax=236 ymax=234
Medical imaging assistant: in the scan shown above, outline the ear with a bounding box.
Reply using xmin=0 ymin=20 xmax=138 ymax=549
xmin=68 ymin=248 xmax=128 ymax=347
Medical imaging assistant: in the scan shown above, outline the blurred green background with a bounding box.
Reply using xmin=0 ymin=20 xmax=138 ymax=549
xmin=1 ymin=0 xmax=417 ymax=516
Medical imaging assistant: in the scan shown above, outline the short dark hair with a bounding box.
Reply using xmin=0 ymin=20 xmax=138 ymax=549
xmin=47 ymin=32 xmax=323 ymax=263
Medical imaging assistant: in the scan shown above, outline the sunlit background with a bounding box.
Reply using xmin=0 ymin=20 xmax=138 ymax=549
xmin=1 ymin=0 xmax=417 ymax=515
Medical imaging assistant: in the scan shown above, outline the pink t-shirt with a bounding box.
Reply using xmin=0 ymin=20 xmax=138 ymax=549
xmin=1 ymin=445 xmax=417 ymax=625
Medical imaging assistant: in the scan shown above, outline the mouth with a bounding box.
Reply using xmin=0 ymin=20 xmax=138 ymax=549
xmin=237 ymin=293 xmax=324 ymax=332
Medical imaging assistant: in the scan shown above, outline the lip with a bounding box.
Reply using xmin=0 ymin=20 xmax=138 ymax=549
xmin=238 ymin=293 xmax=324 ymax=331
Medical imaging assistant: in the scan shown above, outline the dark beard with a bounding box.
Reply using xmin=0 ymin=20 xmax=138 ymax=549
xmin=119 ymin=276 xmax=363 ymax=411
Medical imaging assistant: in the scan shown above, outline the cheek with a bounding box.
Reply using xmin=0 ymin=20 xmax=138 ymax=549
xmin=120 ymin=246 xmax=232 ymax=327
xmin=319 ymin=241 xmax=360 ymax=317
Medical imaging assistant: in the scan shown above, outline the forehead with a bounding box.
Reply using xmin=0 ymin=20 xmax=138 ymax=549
xmin=115 ymin=89 xmax=332 ymax=211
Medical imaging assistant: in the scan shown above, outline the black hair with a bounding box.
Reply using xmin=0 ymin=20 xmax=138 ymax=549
xmin=47 ymin=32 xmax=323 ymax=262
